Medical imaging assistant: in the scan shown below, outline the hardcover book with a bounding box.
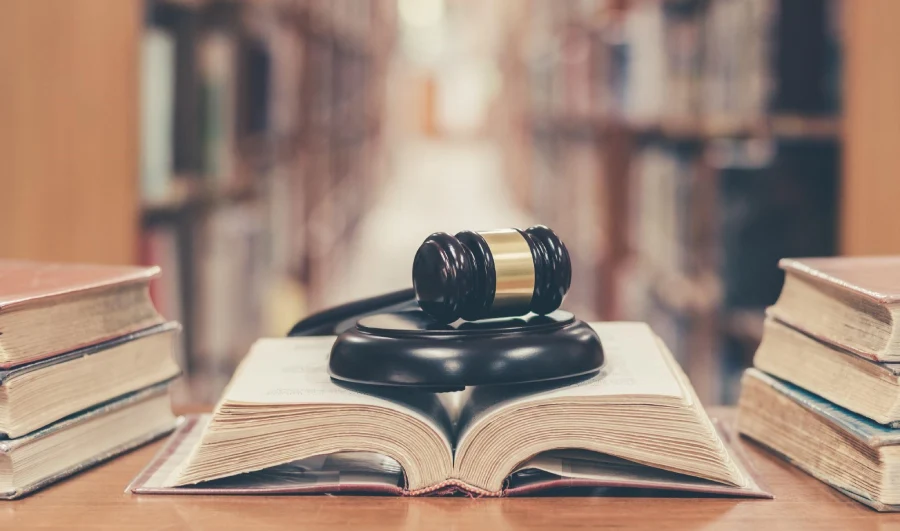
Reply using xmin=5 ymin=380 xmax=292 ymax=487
xmin=140 ymin=27 xmax=176 ymax=202
xmin=739 ymin=368 xmax=900 ymax=511
xmin=753 ymin=317 xmax=900 ymax=427
xmin=1 ymin=383 xmax=177 ymax=500
xmin=0 ymin=260 xmax=166 ymax=368
xmin=768 ymin=256 xmax=900 ymax=362
xmin=0 ymin=323 xmax=181 ymax=438
xmin=129 ymin=323 xmax=770 ymax=498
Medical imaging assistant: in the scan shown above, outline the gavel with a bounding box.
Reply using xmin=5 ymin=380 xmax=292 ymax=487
xmin=292 ymin=224 xmax=601 ymax=391
xmin=412 ymin=225 xmax=572 ymax=323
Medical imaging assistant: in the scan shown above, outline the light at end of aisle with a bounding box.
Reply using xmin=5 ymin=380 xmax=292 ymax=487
xmin=398 ymin=0 xmax=445 ymax=28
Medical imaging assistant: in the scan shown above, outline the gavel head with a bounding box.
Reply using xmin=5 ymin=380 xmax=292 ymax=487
xmin=412 ymin=225 xmax=572 ymax=323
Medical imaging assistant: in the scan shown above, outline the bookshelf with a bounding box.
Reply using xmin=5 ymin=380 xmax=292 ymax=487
xmin=3 ymin=0 xmax=891 ymax=408
xmin=499 ymin=0 xmax=843 ymax=404
xmin=0 ymin=0 xmax=394 ymax=403
xmin=137 ymin=0 xmax=396 ymax=402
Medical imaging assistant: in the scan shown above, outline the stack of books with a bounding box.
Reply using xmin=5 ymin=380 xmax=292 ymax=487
xmin=738 ymin=256 xmax=900 ymax=511
xmin=0 ymin=261 xmax=181 ymax=499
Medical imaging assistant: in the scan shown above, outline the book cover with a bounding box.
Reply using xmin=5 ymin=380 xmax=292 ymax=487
xmin=0 ymin=261 xmax=160 ymax=313
xmin=756 ymin=317 xmax=900 ymax=427
xmin=746 ymin=369 xmax=900 ymax=447
xmin=741 ymin=369 xmax=900 ymax=511
xmin=0 ymin=384 xmax=177 ymax=500
xmin=0 ymin=322 xmax=181 ymax=389
xmin=780 ymin=256 xmax=900 ymax=306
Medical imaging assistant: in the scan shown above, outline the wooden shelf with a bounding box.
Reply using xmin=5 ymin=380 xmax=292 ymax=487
xmin=528 ymin=114 xmax=603 ymax=140
xmin=625 ymin=115 xmax=842 ymax=142
xmin=527 ymin=113 xmax=841 ymax=142
xmin=152 ymin=0 xmax=284 ymax=11
xmin=768 ymin=115 xmax=842 ymax=139
xmin=141 ymin=176 xmax=257 ymax=222
xmin=151 ymin=0 xmax=208 ymax=8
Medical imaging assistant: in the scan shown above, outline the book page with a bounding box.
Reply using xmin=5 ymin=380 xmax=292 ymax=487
xmin=457 ymin=322 xmax=686 ymax=440
xmin=512 ymin=449 xmax=722 ymax=486
xmin=133 ymin=415 xmax=405 ymax=493
xmin=223 ymin=337 xmax=454 ymax=447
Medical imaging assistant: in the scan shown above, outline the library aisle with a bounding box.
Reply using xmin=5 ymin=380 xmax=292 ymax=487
xmin=319 ymin=136 xmax=534 ymax=308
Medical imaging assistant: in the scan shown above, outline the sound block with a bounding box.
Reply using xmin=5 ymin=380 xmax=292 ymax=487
xmin=328 ymin=310 xmax=604 ymax=392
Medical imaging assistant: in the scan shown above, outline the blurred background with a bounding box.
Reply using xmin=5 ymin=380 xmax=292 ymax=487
xmin=1 ymin=0 xmax=896 ymax=406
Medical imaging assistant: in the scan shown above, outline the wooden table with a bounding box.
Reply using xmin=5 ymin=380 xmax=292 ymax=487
xmin=2 ymin=407 xmax=898 ymax=530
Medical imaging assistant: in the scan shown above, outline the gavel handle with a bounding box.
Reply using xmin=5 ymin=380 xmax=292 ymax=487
xmin=287 ymin=288 xmax=417 ymax=337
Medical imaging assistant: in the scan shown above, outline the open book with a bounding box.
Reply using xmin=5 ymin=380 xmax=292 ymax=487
xmin=131 ymin=323 xmax=769 ymax=497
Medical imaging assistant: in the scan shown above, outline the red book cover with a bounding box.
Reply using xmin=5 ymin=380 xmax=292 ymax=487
xmin=0 ymin=260 xmax=160 ymax=313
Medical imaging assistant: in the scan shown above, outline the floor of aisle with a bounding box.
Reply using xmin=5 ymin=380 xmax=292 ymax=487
xmin=319 ymin=137 xmax=534 ymax=308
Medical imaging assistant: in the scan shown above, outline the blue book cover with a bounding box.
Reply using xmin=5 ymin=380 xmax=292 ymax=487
xmin=746 ymin=369 xmax=900 ymax=448
xmin=744 ymin=368 xmax=900 ymax=511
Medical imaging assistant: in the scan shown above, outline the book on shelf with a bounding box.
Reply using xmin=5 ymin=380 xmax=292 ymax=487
xmin=170 ymin=6 xmax=204 ymax=175
xmin=556 ymin=23 xmax=595 ymax=120
xmin=620 ymin=0 xmax=666 ymax=122
xmin=0 ymin=384 xmax=177 ymax=500
xmin=629 ymin=144 xmax=696 ymax=275
xmin=304 ymin=36 xmax=334 ymax=130
xmin=771 ymin=0 xmax=842 ymax=115
xmin=237 ymin=36 xmax=271 ymax=138
xmin=701 ymin=0 xmax=772 ymax=119
xmin=739 ymin=368 xmax=900 ymax=512
xmin=555 ymin=140 xmax=605 ymax=315
xmin=602 ymin=0 xmax=841 ymax=123
xmin=768 ymin=256 xmax=900 ymax=362
xmin=611 ymin=0 xmax=774 ymax=122
xmin=268 ymin=24 xmax=304 ymax=141
xmin=664 ymin=0 xmax=704 ymax=120
xmin=0 ymin=261 xmax=166 ymax=368
xmin=148 ymin=0 xmax=204 ymax=176
xmin=753 ymin=317 xmax=900 ymax=427
xmin=199 ymin=29 xmax=238 ymax=186
xmin=140 ymin=27 xmax=177 ymax=202
xmin=193 ymin=204 xmax=267 ymax=396
xmin=0 ymin=324 xmax=180 ymax=439
xmin=130 ymin=323 xmax=769 ymax=498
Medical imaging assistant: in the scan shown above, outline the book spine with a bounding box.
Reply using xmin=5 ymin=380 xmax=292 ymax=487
xmin=140 ymin=28 xmax=176 ymax=203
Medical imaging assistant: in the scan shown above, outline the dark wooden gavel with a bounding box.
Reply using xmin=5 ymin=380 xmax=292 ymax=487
xmin=412 ymin=225 xmax=572 ymax=323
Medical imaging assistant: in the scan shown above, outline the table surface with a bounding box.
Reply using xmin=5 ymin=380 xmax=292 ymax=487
xmin=2 ymin=407 xmax=897 ymax=530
